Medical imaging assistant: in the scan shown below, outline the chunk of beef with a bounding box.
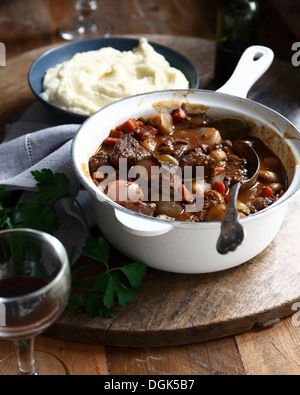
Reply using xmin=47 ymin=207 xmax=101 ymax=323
xmin=89 ymin=151 xmax=110 ymax=173
xmin=249 ymin=196 xmax=276 ymax=214
xmin=120 ymin=201 xmax=156 ymax=217
xmin=110 ymin=135 xmax=152 ymax=168
xmin=134 ymin=125 xmax=159 ymax=141
xmin=203 ymin=190 xmax=225 ymax=211
xmin=136 ymin=144 xmax=153 ymax=162
xmin=224 ymin=154 xmax=247 ymax=185
xmin=180 ymin=148 xmax=215 ymax=178
xmin=157 ymin=136 xmax=189 ymax=159
xmin=175 ymin=113 xmax=212 ymax=129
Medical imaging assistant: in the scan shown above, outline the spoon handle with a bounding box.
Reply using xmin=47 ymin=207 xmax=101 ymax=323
xmin=217 ymin=182 xmax=245 ymax=255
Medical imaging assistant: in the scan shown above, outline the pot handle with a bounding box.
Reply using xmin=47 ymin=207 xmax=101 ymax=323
xmin=217 ymin=46 xmax=274 ymax=99
xmin=114 ymin=209 xmax=174 ymax=237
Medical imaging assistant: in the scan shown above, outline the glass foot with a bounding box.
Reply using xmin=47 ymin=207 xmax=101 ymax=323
xmin=0 ymin=351 xmax=70 ymax=375
xmin=59 ymin=17 xmax=114 ymax=40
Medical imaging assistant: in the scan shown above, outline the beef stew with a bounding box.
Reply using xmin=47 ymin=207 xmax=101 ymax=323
xmin=89 ymin=105 xmax=288 ymax=222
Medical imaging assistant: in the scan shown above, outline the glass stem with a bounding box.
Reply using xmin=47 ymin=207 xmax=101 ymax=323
xmin=14 ymin=338 xmax=37 ymax=375
xmin=75 ymin=0 xmax=98 ymax=20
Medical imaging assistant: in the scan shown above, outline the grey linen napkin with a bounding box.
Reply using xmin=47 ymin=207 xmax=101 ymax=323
xmin=0 ymin=102 xmax=95 ymax=263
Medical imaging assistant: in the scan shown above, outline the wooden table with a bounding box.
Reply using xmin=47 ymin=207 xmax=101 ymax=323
xmin=1 ymin=0 xmax=300 ymax=377
xmin=1 ymin=0 xmax=299 ymax=62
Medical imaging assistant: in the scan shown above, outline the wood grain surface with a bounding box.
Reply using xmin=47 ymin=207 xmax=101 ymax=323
xmin=1 ymin=0 xmax=300 ymax=374
xmin=1 ymin=0 xmax=298 ymax=63
xmin=1 ymin=35 xmax=300 ymax=349
xmin=2 ymin=316 xmax=300 ymax=375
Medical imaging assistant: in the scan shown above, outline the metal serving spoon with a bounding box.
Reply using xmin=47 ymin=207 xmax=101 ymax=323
xmin=217 ymin=140 xmax=260 ymax=255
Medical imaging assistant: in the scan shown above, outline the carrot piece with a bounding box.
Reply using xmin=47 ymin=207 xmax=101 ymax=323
xmin=119 ymin=118 xmax=143 ymax=133
xmin=213 ymin=181 xmax=226 ymax=196
xmin=259 ymin=186 xmax=274 ymax=198
xmin=109 ymin=130 xmax=124 ymax=138
xmin=103 ymin=137 xmax=120 ymax=146
xmin=172 ymin=108 xmax=186 ymax=122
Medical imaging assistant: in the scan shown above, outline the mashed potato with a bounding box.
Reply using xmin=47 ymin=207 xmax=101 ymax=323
xmin=42 ymin=38 xmax=190 ymax=116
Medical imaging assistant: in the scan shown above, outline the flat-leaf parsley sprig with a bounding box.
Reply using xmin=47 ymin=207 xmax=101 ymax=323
xmin=14 ymin=169 xmax=92 ymax=237
xmin=0 ymin=169 xmax=148 ymax=318
xmin=68 ymin=237 xmax=148 ymax=318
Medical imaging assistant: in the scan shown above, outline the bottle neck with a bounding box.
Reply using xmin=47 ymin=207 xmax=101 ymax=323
xmin=220 ymin=0 xmax=260 ymax=15
xmin=221 ymin=0 xmax=259 ymax=5
xmin=217 ymin=0 xmax=261 ymax=49
xmin=215 ymin=0 xmax=261 ymax=85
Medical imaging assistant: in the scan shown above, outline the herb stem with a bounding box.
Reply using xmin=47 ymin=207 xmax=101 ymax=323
xmin=70 ymin=194 xmax=92 ymax=238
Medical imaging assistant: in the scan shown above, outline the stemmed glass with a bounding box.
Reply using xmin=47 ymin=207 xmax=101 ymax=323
xmin=0 ymin=229 xmax=71 ymax=375
xmin=59 ymin=0 xmax=114 ymax=41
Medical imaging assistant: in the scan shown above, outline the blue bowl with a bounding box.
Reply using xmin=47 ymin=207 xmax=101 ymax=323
xmin=28 ymin=37 xmax=200 ymax=124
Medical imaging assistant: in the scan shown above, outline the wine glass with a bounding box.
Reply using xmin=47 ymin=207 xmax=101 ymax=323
xmin=59 ymin=0 xmax=114 ymax=41
xmin=0 ymin=229 xmax=71 ymax=376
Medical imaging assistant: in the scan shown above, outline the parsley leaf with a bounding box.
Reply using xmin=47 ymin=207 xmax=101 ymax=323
xmin=89 ymin=272 xmax=110 ymax=293
xmin=85 ymin=294 xmax=116 ymax=318
xmin=104 ymin=272 xmax=136 ymax=309
xmin=13 ymin=201 xmax=60 ymax=234
xmin=81 ymin=237 xmax=109 ymax=269
xmin=0 ymin=188 xmax=12 ymax=230
xmin=11 ymin=169 xmax=69 ymax=234
xmin=69 ymin=236 xmax=148 ymax=318
xmin=67 ymin=297 xmax=85 ymax=312
xmin=119 ymin=262 xmax=148 ymax=290
xmin=85 ymin=294 xmax=103 ymax=318
xmin=0 ymin=188 xmax=10 ymax=203
xmin=32 ymin=169 xmax=91 ymax=238
xmin=31 ymin=169 xmax=71 ymax=203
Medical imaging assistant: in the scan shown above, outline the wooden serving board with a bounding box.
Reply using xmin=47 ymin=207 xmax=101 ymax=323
xmin=1 ymin=35 xmax=300 ymax=348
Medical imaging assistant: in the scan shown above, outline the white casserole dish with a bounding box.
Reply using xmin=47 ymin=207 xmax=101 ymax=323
xmin=72 ymin=46 xmax=300 ymax=274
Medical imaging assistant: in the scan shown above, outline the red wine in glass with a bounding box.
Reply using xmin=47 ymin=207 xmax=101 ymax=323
xmin=0 ymin=277 xmax=46 ymax=298
xmin=0 ymin=229 xmax=71 ymax=376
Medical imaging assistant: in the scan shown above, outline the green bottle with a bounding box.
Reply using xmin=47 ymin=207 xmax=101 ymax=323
xmin=214 ymin=0 xmax=261 ymax=86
